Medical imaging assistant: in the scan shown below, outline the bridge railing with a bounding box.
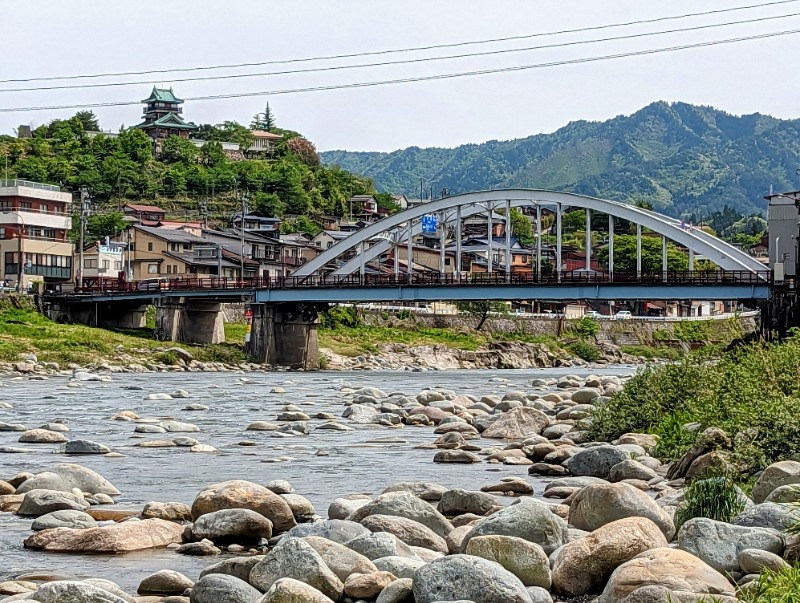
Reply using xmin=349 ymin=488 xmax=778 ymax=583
xmin=70 ymin=270 xmax=772 ymax=294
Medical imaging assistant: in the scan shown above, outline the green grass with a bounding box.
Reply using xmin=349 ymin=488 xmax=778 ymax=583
xmin=740 ymin=565 xmax=800 ymax=603
xmin=318 ymin=325 xmax=485 ymax=357
xmin=620 ymin=344 xmax=682 ymax=361
xmin=674 ymin=476 xmax=748 ymax=531
xmin=0 ymin=306 xmax=246 ymax=366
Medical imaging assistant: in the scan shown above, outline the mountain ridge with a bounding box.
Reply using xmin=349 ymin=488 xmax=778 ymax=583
xmin=321 ymin=101 xmax=800 ymax=217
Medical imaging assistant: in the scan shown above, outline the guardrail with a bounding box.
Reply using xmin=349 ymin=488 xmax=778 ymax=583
xmin=63 ymin=270 xmax=772 ymax=295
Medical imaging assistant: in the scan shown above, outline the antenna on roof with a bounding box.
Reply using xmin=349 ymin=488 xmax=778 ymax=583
xmin=770 ymin=184 xmax=774 ymax=196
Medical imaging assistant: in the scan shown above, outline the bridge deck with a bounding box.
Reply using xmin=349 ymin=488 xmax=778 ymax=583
xmin=47 ymin=271 xmax=773 ymax=304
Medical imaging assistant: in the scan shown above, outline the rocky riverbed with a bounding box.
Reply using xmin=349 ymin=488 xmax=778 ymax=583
xmin=0 ymin=367 xmax=796 ymax=603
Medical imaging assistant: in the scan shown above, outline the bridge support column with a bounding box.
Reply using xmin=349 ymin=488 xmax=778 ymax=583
xmin=246 ymin=303 xmax=320 ymax=370
xmin=155 ymin=298 xmax=225 ymax=344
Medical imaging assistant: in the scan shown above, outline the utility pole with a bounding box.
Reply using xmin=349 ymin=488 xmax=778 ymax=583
xmin=240 ymin=192 xmax=248 ymax=282
xmin=78 ymin=186 xmax=91 ymax=291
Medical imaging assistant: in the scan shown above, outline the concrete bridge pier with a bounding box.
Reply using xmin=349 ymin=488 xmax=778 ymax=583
xmin=155 ymin=298 xmax=225 ymax=344
xmin=46 ymin=300 xmax=148 ymax=330
xmin=246 ymin=303 xmax=320 ymax=370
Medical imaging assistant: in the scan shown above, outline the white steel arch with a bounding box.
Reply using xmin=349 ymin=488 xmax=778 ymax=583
xmin=293 ymin=189 xmax=766 ymax=277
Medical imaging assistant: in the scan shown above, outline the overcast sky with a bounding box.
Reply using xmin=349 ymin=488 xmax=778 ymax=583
xmin=3 ymin=1 xmax=800 ymax=152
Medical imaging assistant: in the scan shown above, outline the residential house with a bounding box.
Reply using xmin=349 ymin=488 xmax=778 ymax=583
xmin=81 ymin=240 xmax=125 ymax=280
xmin=280 ymin=233 xmax=319 ymax=270
xmin=231 ymin=211 xmax=281 ymax=235
xmin=203 ymin=228 xmax=283 ymax=278
xmin=348 ymin=195 xmax=380 ymax=223
xmin=127 ymin=225 xmax=208 ymax=279
xmin=386 ymin=245 xmax=456 ymax=274
xmin=248 ymin=130 xmax=283 ymax=156
xmin=0 ymin=179 xmax=74 ymax=291
xmin=123 ymin=204 xmax=166 ymax=226
xmin=392 ymin=194 xmax=409 ymax=210
xmin=462 ymin=213 xmax=506 ymax=238
xmin=312 ymin=229 xmax=351 ymax=251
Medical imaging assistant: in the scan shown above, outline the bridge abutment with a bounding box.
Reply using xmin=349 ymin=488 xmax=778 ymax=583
xmin=45 ymin=300 xmax=148 ymax=330
xmin=246 ymin=303 xmax=320 ymax=370
xmin=155 ymin=298 xmax=225 ymax=344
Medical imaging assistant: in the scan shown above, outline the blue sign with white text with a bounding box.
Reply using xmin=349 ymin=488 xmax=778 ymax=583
xmin=421 ymin=214 xmax=438 ymax=234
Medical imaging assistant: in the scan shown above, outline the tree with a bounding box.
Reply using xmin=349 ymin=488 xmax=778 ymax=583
xmin=218 ymin=121 xmax=253 ymax=151
xmin=287 ymin=137 xmax=320 ymax=167
xmin=281 ymin=215 xmax=320 ymax=236
xmin=375 ymin=192 xmax=401 ymax=215
xmin=455 ymin=301 xmax=509 ymax=331
xmin=160 ymin=136 xmax=199 ymax=165
xmin=251 ymin=103 xmax=276 ymax=131
xmin=72 ymin=211 xmax=127 ymax=244
xmin=596 ymin=234 xmax=689 ymax=272
xmin=74 ymin=111 xmax=100 ymax=132
xmin=510 ymin=208 xmax=534 ymax=246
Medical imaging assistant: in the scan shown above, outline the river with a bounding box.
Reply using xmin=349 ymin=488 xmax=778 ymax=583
xmin=0 ymin=366 xmax=636 ymax=592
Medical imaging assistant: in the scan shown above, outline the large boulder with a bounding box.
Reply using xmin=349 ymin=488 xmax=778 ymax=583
xmin=569 ymin=482 xmax=675 ymax=539
xmin=16 ymin=464 xmax=120 ymax=496
xmin=552 ymin=517 xmax=668 ymax=596
xmin=258 ymin=577 xmax=335 ymax=603
xmin=349 ymin=491 xmax=453 ymax=538
xmin=598 ymin=547 xmax=734 ymax=603
xmin=438 ymin=489 xmax=500 ymax=516
xmin=31 ymin=510 xmax=96 ymax=531
xmin=345 ymin=532 xmax=418 ymax=560
xmin=191 ymin=480 xmax=296 ymax=532
xmin=24 ymin=518 xmax=184 ymax=553
xmin=191 ymin=508 xmax=273 ymax=544
xmin=283 ymin=518 xmax=369 ymax=544
xmin=676 ymin=517 xmax=785 ymax=573
xmin=482 ymin=407 xmax=550 ymax=440
xmin=249 ymin=537 xmax=343 ymax=601
xmin=752 ymin=460 xmax=800 ymax=503
xmin=138 ymin=569 xmax=194 ymax=595
xmin=17 ymin=489 xmax=88 ymax=517
xmin=373 ymin=555 xmax=425 ymax=579
xmin=375 ymin=577 xmax=413 ymax=603
xmin=465 ymin=535 xmax=551 ymax=588
xmin=302 ymin=536 xmax=378 ymax=582
xmin=461 ymin=498 xmax=567 ymax=555
xmin=200 ymin=556 xmax=265 ymax=583
xmin=608 ymin=460 xmax=658 ymax=483
xmin=142 ymin=501 xmax=192 ymax=522
xmin=413 ymin=554 xmax=533 ymax=603
xmin=732 ymin=502 xmax=797 ymax=532
xmin=189 ymin=574 xmax=261 ymax=603
xmin=28 ymin=581 xmax=131 ymax=603
xmin=343 ymin=571 xmax=397 ymax=599
xmin=565 ymin=445 xmax=631 ymax=478
xmin=361 ymin=514 xmax=448 ymax=554
xmin=382 ymin=482 xmax=448 ymax=501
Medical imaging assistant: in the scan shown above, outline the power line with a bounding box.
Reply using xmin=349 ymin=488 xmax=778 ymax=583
xmin=2 ymin=27 xmax=798 ymax=114
xmin=3 ymin=11 xmax=798 ymax=94
xmin=0 ymin=0 xmax=796 ymax=85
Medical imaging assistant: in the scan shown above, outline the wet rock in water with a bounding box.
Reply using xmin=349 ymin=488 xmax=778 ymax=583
xmin=0 ymin=445 xmax=34 ymax=453
xmin=265 ymin=479 xmax=294 ymax=494
xmin=247 ymin=421 xmax=278 ymax=431
xmin=527 ymin=463 xmax=569 ymax=477
xmin=465 ymin=534 xmax=551 ymax=588
xmin=284 ymin=519 xmax=370 ymax=544
xmin=177 ymin=538 xmax=221 ymax=556
xmin=0 ymin=480 xmax=14 ymax=495
xmin=190 ymin=444 xmax=218 ymax=453
xmin=413 ymin=554 xmax=533 ymax=603
xmin=373 ymin=555 xmax=425 ymax=579
xmin=160 ymin=420 xmax=200 ymax=433
xmin=375 ymin=577 xmax=413 ymax=603
xmin=191 ymin=480 xmax=296 ymax=532
xmin=138 ymin=569 xmax=194 ymax=595
xmin=138 ymin=440 xmax=176 ymax=448
xmin=17 ymin=489 xmax=89 ymax=517
xmin=598 ymin=547 xmax=734 ymax=603
xmin=381 ymin=482 xmax=448 ymax=502
xmin=173 ymin=436 xmax=199 ymax=447
xmin=438 ymin=489 xmax=500 ymax=516
xmin=259 ymin=578 xmax=335 ymax=603
xmin=189 ymin=574 xmax=261 ymax=603
xmin=461 ymin=498 xmax=567 ymax=555
xmin=481 ymin=477 xmax=534 ymax=496
xmin=24 ymin=517 xmax=185 ymax=553
xmin=147 ymin=393 xmax=173 ymax=400
xmin=482 ymin=407 xmax=550 ymax=440
xmin=281 ymin=493 xmax=315 ymax=522
xmin=361 ymin=514 xmax=448 ymax=554
xmin=752 ymin=460 xmax=800 ymax=503
xmin=31 ymin=509 xmax=97 ymax=531
xmin=551 ymin=517 xmax=668 ymax=596
xmin=433 ymin=450 xmax=481 ymax=463
xmin=277 ymin=411 xmax=311 ymax=421
xmin=62 ymin=440 xmax=111 ymax=455
xmin=344 ymin=570 xmax=397 ymax=599
xmin=301 ymin=536 xmax=378 ymax=582
xmin=565 ymin=445 xmax=631 ymax=478
xmin=171 ymin=388 xmax=191 ymax=398
xmin=250 ymin=537 xmax=344 ymax=600
xmin=570 ymin=482 xmax=675 ymax=539
xmin=345 ymin=531 xmax=419 ymax=560
xmin=328 ymin=495 xmax=372 ymax=520
xmin=349 ymin=491 xmax=453 ymax=538
xmin=16 ymin=463 xmax=120 ymax=496
xmin=192 ymin=508 xmax=274 ymax=544
xmin=29 ymin=580 xmax=131 ymax=603
xmin=18 ymin=429 xmax=68 ymax=444
xmin=39 ymin=422 xmax=69 ymax=432
xmin=0 ymin=421 xmax=28 ymax=432
xmin=135 ymin=424 xmax=168 ymax=433
xmin=676 ymin=517 xmax=784 ymax=573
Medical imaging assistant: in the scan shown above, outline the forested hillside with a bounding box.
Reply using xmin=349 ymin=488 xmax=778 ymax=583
xmin=322 ymin=101 xmax=800 ymax=218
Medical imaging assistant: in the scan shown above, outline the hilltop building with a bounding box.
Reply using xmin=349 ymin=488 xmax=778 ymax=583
xmin=132 ymin=87 xmax=198 ymax=140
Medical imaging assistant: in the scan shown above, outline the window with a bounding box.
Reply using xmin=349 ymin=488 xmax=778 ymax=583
xmin=326 ymin=242 xmax=333 ymax=249
xmin=102 ymin=260 xmax=110 ymax=270
xmin=169 ymin=242 xmax=180 ymax=252
xmin=114 ymin=261 xmax=122 ymax=270
xmin=0 ymin=228 xmax=4 ymax=239
xmin=148 ymin=264 xmax=158 ymax=274
xmin=39 ymin=204 xmax=48 ymax=213
xmin=147 ymin=242 xmax=153 ymax=251
xmin=19 ymin=202 xmax=31 ymax=209
xmin=183 ymin=243 xmax=191 ymax=251
xmin=445 ymin=258 xmax=451 ymax=266
xmin=84 ymin=259 xmax=98 ymax=269
xmin=129 ymin=243 xmax=135 ymax=251
xmin=0 ymin=201 xmax=11 ymax=210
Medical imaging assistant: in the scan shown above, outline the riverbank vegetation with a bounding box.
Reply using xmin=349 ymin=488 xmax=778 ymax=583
xmin=588 ymin=332 xmax=800 ymax=473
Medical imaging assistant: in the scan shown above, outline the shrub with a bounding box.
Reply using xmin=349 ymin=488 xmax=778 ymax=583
xmin=674 ymin=476 xmax=747 ymax=532
xmin=320 ymin=306 xmax=360 ymax=329
xmin=566 ymin=316 xmax=601 ymax=338
xmin=396 ymin=309 xmax=413 ymax=320
xmin=154 ymin=351 xmax=180 ymax=365
xmin=673 ymin=320 xmax=710 ymax=342
xmin=740 ymin=565 xmax=800 ymax=603
xmin=567 ymin=340 xmax=601 ymax=363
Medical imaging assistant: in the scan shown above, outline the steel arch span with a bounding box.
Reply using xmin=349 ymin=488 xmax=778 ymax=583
xmin=293 ymin=189 xmax=766 ymax=277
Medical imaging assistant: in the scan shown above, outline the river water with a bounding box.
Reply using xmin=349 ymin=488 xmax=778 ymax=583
xmin=0 ymin=366 xmax=636 ymax=592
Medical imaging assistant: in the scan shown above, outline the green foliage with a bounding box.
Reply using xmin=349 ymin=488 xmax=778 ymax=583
xmin=620 ymin=344 xmax=682 ymax=361
xmin=318 ymin=324 xmax=484 ymax=357
xmin=596 ymin=234 xmax=689 ymax=272
xmin=673 ymin=320 xmax=710 ymax=341
xmin=319 ymin=306 xmax=361 ymax=329
xmin=396 ymin=309 xmax=413 ymax=320
xmin=73 ymin=211 xmax=127 ymax=244
xmin=321 ymin=101 xmax=800 ymax=217
xmin=375 ymin=192 xmax=401 ymax=215
xmin=566 ymin=316 xmax=601 ymax=338
xmin=589 ymin=336 xmax=800 ymax=472
xmin=280 ymin=215 xmax=320 ymax=236
xmin=740 ymin=565 xmax=800 ymax=603
xmin=456 ymin=301 xmax=508 ymax=331
xmin=567 ymin=340 xmax=602 ymax=363
xmin=251 ymin=104 xmax=276 ymax=131
xmin=510 ymin=208 xmax=534 ymax=245
xmin=153 ymin=351 xmax=180 ymax=365
xmin=674 ymin=476 xmax=747 ymax=531
xmin=74 ymin=111 xmax=100 ymax=132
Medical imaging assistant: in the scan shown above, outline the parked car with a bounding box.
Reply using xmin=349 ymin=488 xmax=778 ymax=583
xmin=614 ymin=310 xmax=633 ymax=320
xmin=137 ymin=278 xmax=168 ymax=291
xmin=586 ymin=310 xmax=603 ymax=319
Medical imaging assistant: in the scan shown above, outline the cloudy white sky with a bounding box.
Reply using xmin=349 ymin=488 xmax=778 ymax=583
xmin=2 ymin=1 xmax=800 ymax=152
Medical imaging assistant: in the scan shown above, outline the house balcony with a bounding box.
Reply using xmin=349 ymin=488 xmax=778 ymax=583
xmin=0 ymin=208 xmax=72 ymax=230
